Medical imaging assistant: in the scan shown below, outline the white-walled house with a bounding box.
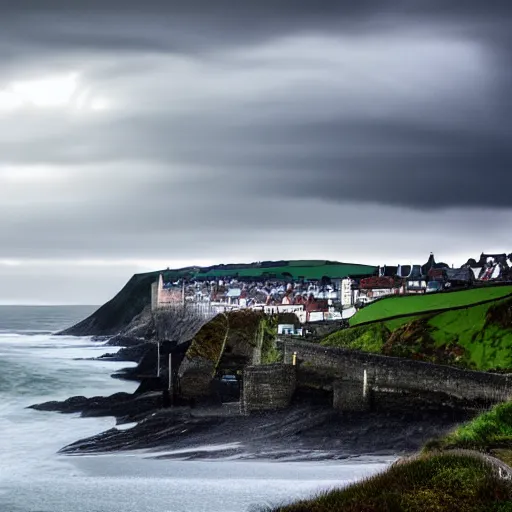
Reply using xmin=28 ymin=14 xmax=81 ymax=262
xmin=341 ymin=278 xmax=355 ymax=306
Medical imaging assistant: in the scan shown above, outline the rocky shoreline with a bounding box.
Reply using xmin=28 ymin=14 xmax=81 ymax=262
xmin=31 ymin=304 xmax=478 ymax=463
xmin=31 ymin=393 xmax=471 ymax=462
xmin=30 ymin=335 xmax=473 ymax=461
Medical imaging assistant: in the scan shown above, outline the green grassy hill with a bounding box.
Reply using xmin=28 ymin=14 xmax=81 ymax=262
xmin=425 ymin=400 xmax=512 ymax=466
xmin=180 ymin=260 xmax=376 ymax=281
xmin=324 ymin=287 xmax=512 ymax=371
xmin=350 ymin=286 xmax=512 ymax=326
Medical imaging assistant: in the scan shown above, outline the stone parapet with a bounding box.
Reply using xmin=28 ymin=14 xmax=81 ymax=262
xmin=279 ymin=339 xmax=512 ymax=405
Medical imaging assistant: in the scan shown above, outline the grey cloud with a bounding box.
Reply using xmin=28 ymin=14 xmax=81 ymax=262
xmin=4 ymin=103 xmax=510 ymax=210
xmin=2 ymin=1 xmax=512 ymax=62
xmin=1 ymin=1 xmax=512 ymax=304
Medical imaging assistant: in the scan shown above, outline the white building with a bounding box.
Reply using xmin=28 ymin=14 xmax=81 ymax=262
xmin=341 ymin=278 xmax=355 ymax=306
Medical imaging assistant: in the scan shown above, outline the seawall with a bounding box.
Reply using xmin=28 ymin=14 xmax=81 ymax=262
xmin=279 ymin=338 xmax=512 ymax=404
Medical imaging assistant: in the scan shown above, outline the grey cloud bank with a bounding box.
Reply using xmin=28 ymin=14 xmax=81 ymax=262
xmin=0 ymin=1 xmax=511 ymax=303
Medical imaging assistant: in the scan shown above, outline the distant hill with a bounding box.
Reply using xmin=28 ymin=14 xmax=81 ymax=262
xmin=324 ymin=285 xmax=512 ymax=371
xmin=61 ymin=259 xmax=376 ymax=336
xmin=163 ymin=259 xmax=377 ymax=281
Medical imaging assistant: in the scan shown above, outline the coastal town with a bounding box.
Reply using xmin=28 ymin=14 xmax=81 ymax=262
xmin=151 ymin=252 xmax=512 ymax=326
xmin=27 ymin=251 xmax=512 ymax=511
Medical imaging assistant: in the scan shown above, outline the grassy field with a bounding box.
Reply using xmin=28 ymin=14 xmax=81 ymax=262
xmin=194 ymin=260 xmax=377 ymax=280
xmin=350 ymin=286 xmax=512 ymax=326
xmin=271 ymin=452 xmax=512 ymax=512
xmin=324 ymin=293 xmax=512 ymax=370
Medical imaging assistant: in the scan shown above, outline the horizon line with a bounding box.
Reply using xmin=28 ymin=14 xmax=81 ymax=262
xmin=0 ymin=303 xmax=100 ymax=307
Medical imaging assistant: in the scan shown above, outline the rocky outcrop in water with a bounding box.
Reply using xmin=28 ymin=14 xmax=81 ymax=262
xmin=29 ymin=392 xmax=163 ymax=424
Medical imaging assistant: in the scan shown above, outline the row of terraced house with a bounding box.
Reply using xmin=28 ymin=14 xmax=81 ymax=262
xmin=352 ymin=252 xmax=512 ymax=306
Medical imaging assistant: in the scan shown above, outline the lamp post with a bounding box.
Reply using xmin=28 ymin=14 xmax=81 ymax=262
xmin=168 ymin=353 xmax=173 ymax=406
xmin=157 ymin=341 xmax=161 ymax=378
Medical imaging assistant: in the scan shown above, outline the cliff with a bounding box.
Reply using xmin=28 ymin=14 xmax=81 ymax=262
xmin=59 ymin=271 xmax=158 ymax=336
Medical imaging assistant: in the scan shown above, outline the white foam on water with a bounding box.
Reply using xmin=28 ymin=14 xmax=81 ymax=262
xmin=0 ymin=331 xmax=392 ymax=512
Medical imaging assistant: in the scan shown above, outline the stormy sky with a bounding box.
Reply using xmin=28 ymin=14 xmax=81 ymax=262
xmin=1 ymin=1 xmax=511 ymax=304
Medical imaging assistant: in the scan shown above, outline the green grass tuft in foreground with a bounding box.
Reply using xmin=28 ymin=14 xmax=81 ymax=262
xmin=425 ymin=401 xmax=512 ymax=453
xmin=424 ymin=401 xmax=512 ymax=475
xmin=270 ymin=453 xmax=512 ymax=512
xmin=274 ymin=404 xmax=512 ymax=512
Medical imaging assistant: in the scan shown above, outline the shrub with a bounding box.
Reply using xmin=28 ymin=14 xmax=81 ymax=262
xmin=429 ymin=401 xmax=512 ymax=451
xmin=322 ymin=324 xmax=390 ymax=353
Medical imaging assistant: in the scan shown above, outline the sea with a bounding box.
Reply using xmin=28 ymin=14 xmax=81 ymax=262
xmin=0 ymin=306 xmax=392 ymax=512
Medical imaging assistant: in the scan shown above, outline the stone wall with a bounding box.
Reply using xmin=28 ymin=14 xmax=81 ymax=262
xmin=242 ymin=364 xmax=297 ymax=413
xmin=332 ymin=379 xmax=370 ymax=411
xmin=279 ymin=339 xmax=512 ymax=404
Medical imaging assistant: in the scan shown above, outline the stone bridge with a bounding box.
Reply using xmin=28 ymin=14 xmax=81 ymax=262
xmin=242 ymin=339 xmax=512 ymax=413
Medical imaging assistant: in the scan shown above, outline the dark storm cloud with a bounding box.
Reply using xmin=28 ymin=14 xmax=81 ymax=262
xmin=0 ymin=0 xmax=510 ymax=211
xmin=2 ymin=1 xmax=512 ymax=58
xmin=1 ymin=0 xmax=512 ymax=304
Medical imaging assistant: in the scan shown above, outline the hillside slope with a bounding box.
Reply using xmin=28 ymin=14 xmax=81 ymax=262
xmin=325 ymin=289 xmax=512 ymax=371
xmin=350 ymin=285 xmax=512 ymax=326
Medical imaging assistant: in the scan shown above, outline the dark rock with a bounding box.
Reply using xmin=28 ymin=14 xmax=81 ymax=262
xmin=111 ymin=339 xmax=191 ymax=390
xmin=30 ymin=391 xmax=162 ymax=423
xmin=116 ymin=343 xmax=153 ymax=363
xmin=135 ymin=376 xmax=165 ymax=394
xmin=30 ymin=395 xmax=91 ymax=413
xmin=106 ymin=335 xmax=147 ymax=347
xmin=57 ymin=403 xmax=474 ymax=460
xmin=97 ymin=352 xmax=121 ymax=360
